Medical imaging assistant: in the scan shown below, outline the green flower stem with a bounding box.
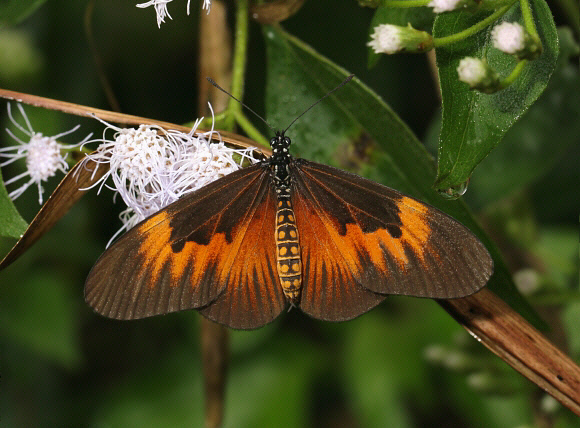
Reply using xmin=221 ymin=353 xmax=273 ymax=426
xmin=519 ymin=0 xmax=541 ymax=42
xmin=500 ymin=59 xmax=527 ymax=88
xmin=225 ymin=0 xmax=249 ymax=132
xmin=233 ymin=110 xmax=269 ymax=148
xmin=381 ymin=0 xmax=430 ymax=7
xmin=434 ymin=2 xmax=516 ymax=47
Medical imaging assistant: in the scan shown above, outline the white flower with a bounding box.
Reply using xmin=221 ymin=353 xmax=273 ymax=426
xmin=491 ymin=22 xmax=525 ymax=54
xmin=457 ymin=57 xmax=487 ymax=86
xmin=136 ymin=0 xmax=211 ymax=27
xmin=368 ymin=24 xmax=403 ymax=54
xmin=81 ymin=106 xmax=258 ymax=244
xmin=428 ymin=0 xmax=462 ymax=13
xmin=457 ymin=57 xmax=501 ymax=93
xmin=0 ymin=103 xmax=88 ymax=204
xmin=368 ymin=23 xmax=433 ymax=55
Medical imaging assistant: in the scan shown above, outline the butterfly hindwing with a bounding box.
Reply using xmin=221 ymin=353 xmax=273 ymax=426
xmin=85 ymin=163 xmax=286 ymax=324
xmin=292 ymin=160 xmax=493 ymax=307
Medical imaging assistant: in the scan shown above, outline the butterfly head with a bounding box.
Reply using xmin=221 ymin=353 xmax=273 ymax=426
xmin=270 ymin=131 xmax=292 ymax=162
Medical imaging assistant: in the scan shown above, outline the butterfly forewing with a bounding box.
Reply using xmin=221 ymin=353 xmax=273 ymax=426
xmin=292 ymin=160 xmax=493 ymax=300
xmin=85 ymin=164 xmax=285 ymax=321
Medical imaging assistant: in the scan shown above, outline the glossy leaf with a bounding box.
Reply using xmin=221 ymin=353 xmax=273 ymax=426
xmin=263 ymin=25 xmax=542 ymax=327
xmin=433 ymin=0 xmax=559 ymax=192
xmin=468 ymin=28 xmax=580 ymax=209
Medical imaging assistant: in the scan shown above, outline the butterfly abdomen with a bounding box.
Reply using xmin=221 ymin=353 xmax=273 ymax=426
xmin=275 ymin=188 xmax=302 ymax=305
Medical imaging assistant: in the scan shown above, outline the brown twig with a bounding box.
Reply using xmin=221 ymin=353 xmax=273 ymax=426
xmin=0 ymin=88 xmax=267 ymax=154
xmin=440 ymin=288 xmax=580 ymax=416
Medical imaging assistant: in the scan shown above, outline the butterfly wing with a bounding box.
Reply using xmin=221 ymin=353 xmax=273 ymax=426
xmin=85 ymin=163 xmax=286 ymax=328
xmin=291 ymin=159 xmax=493 ymax=321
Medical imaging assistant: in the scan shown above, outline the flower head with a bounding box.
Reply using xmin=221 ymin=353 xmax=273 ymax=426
xmin=0 ymin=103 xmax=88 ymax=204
xmin=457 ymin=57 xmax=501 ymax=93
xmin=491 ymin=22 xmax=525 ymax=54
xmin=81 ymin=108 xmax=258 ymax=244
xmin=368 ymin=23 xmax=433 ymax=55
xmin=491 ymin=21 xmax=542 ymax=60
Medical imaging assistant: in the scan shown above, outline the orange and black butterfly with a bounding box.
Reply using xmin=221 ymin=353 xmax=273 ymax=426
xmin=85 ymin=77 xmax=493 ymax=329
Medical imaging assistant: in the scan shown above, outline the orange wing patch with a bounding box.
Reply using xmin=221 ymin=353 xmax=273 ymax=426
xmin=292 ymin=186 xmax=386 ymax=322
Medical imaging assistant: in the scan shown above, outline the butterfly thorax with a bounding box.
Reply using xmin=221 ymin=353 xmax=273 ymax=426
xmin=270 ymin=132 xmax=302 ymax=305
xmin=270 ymin=131 xmax=292 ymax=185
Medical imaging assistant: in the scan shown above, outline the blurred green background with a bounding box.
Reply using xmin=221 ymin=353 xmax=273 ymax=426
xmin=0 ymin=0 xmax=579 ymax=427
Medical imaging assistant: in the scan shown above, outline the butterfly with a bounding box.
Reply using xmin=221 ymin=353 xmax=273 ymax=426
xmin=85 ymin=77 xmax=493 ymax=330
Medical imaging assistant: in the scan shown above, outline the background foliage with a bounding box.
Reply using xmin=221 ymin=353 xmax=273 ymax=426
xmin=0 ymin=0 xmax=578 ymax=427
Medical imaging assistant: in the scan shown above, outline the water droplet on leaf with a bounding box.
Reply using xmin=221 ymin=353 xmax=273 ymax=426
xmin=439 ymin=179 xmax=469 ymax=200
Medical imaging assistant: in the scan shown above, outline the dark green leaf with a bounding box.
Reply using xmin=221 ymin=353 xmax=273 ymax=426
xmin=0 ymin=0 xmax=48 ymax=29
xmin=468 ymin=27 xmax=580 ymax=209
xmin=0 ymin=168 xmax=27 ymax=238
xmin=263 ymin=25 xmax=543 ymax=328
xmin=433 ymin=0 xmax=559 ymax=192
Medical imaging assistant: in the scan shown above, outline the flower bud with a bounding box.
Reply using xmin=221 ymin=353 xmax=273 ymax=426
xmin=492 ymin=22 xmax=542 ymax=60
xmin=457 ymin=57 xmax=502 ymax=93
xmin=368 ymin=23 xmax=434 ymax=55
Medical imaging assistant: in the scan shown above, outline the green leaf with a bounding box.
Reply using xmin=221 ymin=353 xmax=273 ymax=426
xmin=433 ymin=0 xmax=559 ymax=193
xmin=0 ymin=0 xmax=48 ymax=29
xmin=468 ymin=27 xmax=580 ymax=209
xmin=263 ymin=25 xmax=543 ymax=328
xmin=368 ymin=6 xmax=435 ymax=68
xmin=0 ymin=168 xmax=27 ymax=238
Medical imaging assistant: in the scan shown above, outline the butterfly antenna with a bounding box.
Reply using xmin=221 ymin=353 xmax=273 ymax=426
xmin=282 ymin=74 xmax=354 ymax=134
xmin=206 ymin=77 xmax=277 ymax=133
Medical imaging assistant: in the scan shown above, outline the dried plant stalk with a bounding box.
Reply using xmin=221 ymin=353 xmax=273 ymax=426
xmin=440 ymin=288 xmax=580 ymax=416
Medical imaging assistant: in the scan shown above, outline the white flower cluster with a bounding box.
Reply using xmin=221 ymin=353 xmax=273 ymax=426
xmin=456 ymin=57 xmax=500 ymax=93
xmin=0 ymin=103 xmax=88 ymax=204
xmin=137 ymin=0 xmax=211 ymax=27
xmin=457 ymin=57 xmax=487 ymax=87
xmin=491 ymin=21 xmax=525 ymax=54
xmin=82 ymin=111 xmax=258 ymax=243
xmin=368 ymin=23 xmax=433 ymax=55
xmin=368 ymin=24 xmax=403 ymax=55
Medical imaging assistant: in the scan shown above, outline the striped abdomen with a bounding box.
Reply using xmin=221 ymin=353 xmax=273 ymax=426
xmin=275 ymin=192 xmax=302 ymax=304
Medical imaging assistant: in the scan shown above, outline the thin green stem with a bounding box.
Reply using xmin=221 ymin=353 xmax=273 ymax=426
xmin=434 ymin=2 xmax=516 ymax=47
xmin=519 ymin=0 xmax=541 ymax=41
xmin=500 ymin=59 xmax=527 ymax=88
xmin=233 ymin=110 xmax=269 ymax=148
xmin=382 ymin=0 xmax=430 ymax=7
xmin=225 ymin=0 xmax=249 ymax=132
